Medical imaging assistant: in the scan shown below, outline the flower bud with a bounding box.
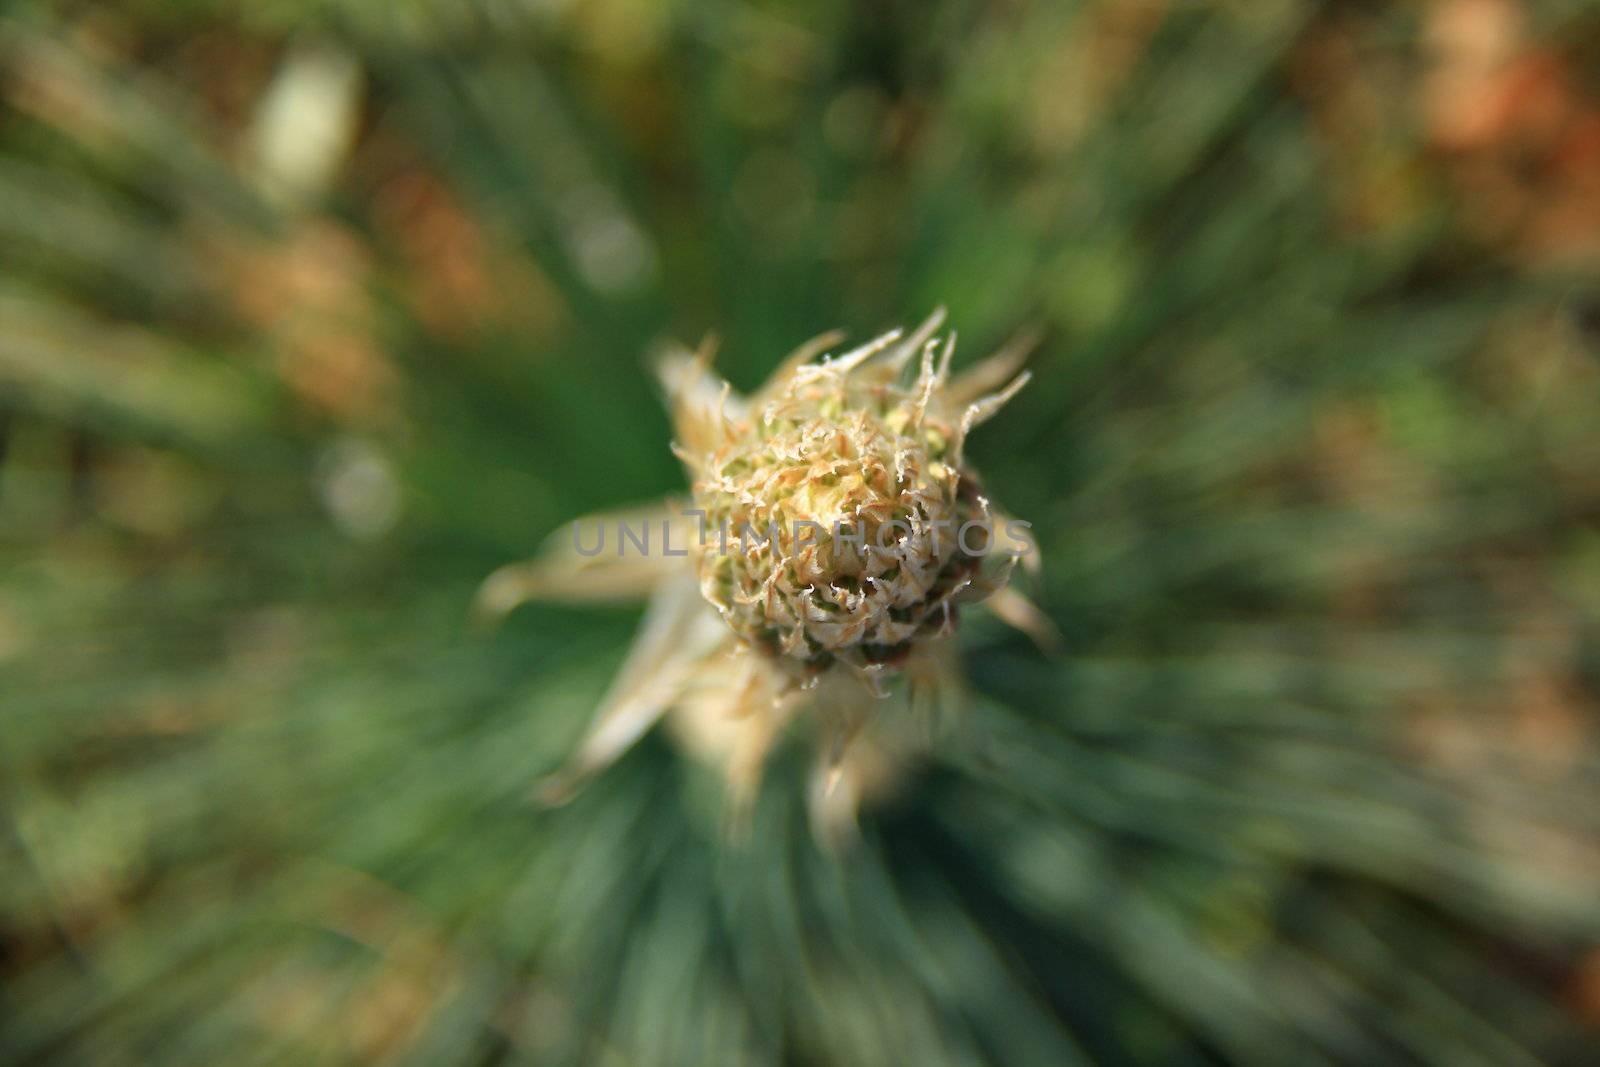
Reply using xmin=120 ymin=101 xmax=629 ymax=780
xmin=675 ymin=318 xmax=1030 ymax=691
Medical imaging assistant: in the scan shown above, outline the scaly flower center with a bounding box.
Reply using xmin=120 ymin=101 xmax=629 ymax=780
xmin=688 ymin=344 xmax=1001 ymax=686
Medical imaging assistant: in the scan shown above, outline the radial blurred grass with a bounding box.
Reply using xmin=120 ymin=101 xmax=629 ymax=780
xmin=2 ymin=1 xmax=1599 ymax=1064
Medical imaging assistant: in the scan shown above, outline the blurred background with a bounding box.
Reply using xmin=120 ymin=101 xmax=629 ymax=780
xmin=2 ymin=0 xmax=1599 ymax=1063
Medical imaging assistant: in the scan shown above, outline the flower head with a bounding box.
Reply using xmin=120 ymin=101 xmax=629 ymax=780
xmin=681 ymin=317 xmax=1033 ymax=689
xmin=479 ymin=310 xmax=1050 ymax=839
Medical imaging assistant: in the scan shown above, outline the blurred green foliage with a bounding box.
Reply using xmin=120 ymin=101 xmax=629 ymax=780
xmin=2 ymin=1 xmax=1599 ymax=1064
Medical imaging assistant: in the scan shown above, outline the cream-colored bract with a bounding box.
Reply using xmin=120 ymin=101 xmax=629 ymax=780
xmin=477 ymin=310 xmax=1051 ymax=843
